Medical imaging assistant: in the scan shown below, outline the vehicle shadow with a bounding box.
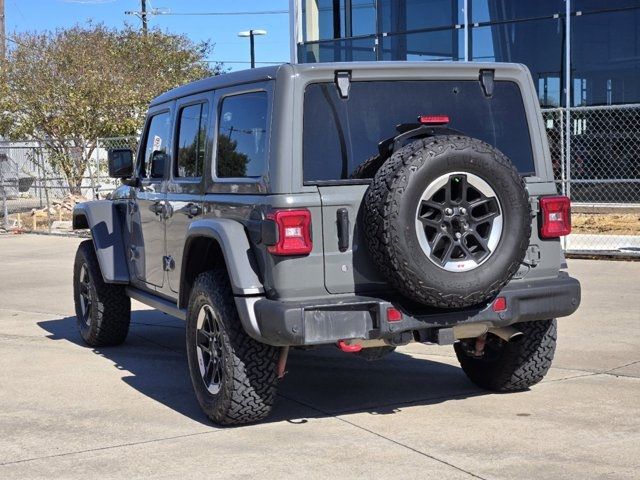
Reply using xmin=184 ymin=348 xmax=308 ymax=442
xmin=37 ymin=310 xmax=487 ymax=427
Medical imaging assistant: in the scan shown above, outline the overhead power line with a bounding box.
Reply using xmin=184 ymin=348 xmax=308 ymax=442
xmin=202 ymin=60 xmax=283 ymax=64
xmin=158 ymin=10 xmax=288 ymax=16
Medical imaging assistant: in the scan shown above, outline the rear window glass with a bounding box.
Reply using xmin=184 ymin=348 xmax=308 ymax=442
xmin=303 ymin=80 xmax=535 ymax=182
xmin=216 ymin=91 xmax=269 ymax=178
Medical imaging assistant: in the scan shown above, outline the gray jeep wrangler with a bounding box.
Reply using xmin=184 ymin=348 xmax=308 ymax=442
xmin=72 ymin=62 xmax=580 ymax=425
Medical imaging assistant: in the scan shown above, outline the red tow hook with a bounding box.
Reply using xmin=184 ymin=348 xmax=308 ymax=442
xmin=337 ymin=340 xmax=362 ymax=353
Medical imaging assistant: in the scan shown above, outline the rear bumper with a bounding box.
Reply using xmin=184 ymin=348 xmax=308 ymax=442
xmin=243 ymin=273 xmax=580 ymax=347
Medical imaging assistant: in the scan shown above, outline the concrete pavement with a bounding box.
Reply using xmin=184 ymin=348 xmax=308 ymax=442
xmin=0 ymin=234 xmax=639 ymax=479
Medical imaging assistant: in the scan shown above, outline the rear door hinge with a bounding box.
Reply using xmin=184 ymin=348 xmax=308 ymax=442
xmin=335 ymin=70 xmax=351 ymax=99
xmin=479 ymin=69 xmax=495 ymax=97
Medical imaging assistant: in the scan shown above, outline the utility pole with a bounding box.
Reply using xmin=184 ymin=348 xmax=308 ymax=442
xmin=126 ymin=1 xmax=149 ymax=34
xmin=0 ymin=0 xmax=6 ymax=61
xmin=141 ymin=0 xmax=148 ymax=35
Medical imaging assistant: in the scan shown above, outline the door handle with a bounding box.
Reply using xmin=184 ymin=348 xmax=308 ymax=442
xmin=187 ymin=203 xmax=202 ymax=217
xmin=337 ymin=208 xmax=350 ymax=252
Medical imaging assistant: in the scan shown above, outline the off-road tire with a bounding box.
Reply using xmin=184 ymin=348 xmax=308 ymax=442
xmin=364 ymin=135 xmax=531 ymax=308
xmin=454 ymin=319 xmax=557 ymax=391
xmin=73 ymin=240 xmax=131 ymax=347
xmin=350 ymin=154 xmax=384 ymax=179
xmin=355 ymin=346 xmax=396 ymax=361
xmin=186 ymin=270 xmax=279 ymax=425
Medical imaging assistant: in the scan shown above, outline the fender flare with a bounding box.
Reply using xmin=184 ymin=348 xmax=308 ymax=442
xmin=72 ymin=201 xmax=129 ymax=284
xmin=182 ymin=219 xmax=265 ymax=297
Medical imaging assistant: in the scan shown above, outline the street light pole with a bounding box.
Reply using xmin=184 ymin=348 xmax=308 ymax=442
xmin=249 ymin=31 xmax=255 ymax=68
xmin=238 ymin=30 xmax=267 ymax=68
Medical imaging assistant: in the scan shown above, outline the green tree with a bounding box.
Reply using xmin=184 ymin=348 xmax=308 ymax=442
xmin=0 ymin=24 xmax=223 ymax=193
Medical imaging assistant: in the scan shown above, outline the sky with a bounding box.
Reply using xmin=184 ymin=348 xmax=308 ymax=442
xmin=4 ymin=0 xmax=292 ymax=71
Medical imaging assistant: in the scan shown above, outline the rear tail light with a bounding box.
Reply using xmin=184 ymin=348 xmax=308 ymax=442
xmin=539 ymin=196 xmax=571 ymax=238
xmin=419 ymin=114 xmax=450 ymax=125
xmin=267 ymin=209 xmax=313 ymax=256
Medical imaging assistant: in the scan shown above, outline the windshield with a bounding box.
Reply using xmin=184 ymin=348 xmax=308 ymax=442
xmin=303 ymin=80 xmax=535 ymax=183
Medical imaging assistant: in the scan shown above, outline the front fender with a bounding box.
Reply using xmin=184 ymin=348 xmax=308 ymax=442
xmin=73 ymin=201 xmax=129 ymax=284
xmin=183 ymin=219 xmax=264 ymax=296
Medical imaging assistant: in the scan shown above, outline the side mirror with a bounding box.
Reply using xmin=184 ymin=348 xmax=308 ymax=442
xmin=108 ymin=149 xmax=134 ymax=178
xmin=150 ymin=151 xmax=167 ymax=178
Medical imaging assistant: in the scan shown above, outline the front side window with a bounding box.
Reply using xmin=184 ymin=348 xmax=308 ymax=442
xmin=216 ymin=91 xmax=269 ymax=178
xmin=141 ymin=111 xmax=171 ymax=179
xmin=175 ymin=103 xmax=209 ymax=178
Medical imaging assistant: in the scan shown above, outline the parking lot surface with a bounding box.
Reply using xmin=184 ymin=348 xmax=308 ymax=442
xmin=1 ymin=234 xmax=639 ymax=479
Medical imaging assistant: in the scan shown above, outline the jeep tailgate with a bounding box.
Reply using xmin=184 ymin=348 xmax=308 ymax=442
xmin=317 ymin=185 xmax=388 ymax=294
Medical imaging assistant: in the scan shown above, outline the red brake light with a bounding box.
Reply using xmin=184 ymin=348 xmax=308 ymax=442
xmin=539 ymin=196 xmax=571 ymax=238
xmin=419 ymin=115 xmax=450 ymax=125
xmin=267 ymin=209 xmax=312 ymax=256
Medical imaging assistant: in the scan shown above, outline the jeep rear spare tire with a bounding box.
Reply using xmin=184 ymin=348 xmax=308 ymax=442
xmin=364 ymin=135 xmax=531 ymax=308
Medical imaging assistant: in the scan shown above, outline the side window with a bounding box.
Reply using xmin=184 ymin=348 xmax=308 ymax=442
xmin=141 ymin=111 xmax=171 ymax=179
xmin=175 ymin=103 xmax=209 ymax=178
xmin=216 ymin=91 xmax=268 ymax=178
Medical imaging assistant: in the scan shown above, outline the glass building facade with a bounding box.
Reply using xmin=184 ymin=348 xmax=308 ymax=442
xmin=293 ymin=0 xmax=640 ymax=108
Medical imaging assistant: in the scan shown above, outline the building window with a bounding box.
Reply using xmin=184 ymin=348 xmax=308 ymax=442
xmin=379 ymin=0 xmax=464 ymax=33
xmin=299 ymin=36 xmax=377 ymax=62
xmin=175 ymin=103 xmax=208 ymax=178
xmin=380 ymin=28 xmax=463 ymax=61
xmin=470 ymin=0 xmax=564 ymax=24
xmin=216 ymin=92 xmax=269 ymax=178
xmin=297 ymin=0 xmax=640 ymax=109
xmin=572 ymin=8 xmax=640 ymax=106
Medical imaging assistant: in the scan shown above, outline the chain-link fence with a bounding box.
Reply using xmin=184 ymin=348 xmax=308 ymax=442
xmin=0 ymin=137 xmax=138 ymax=234
xmin=542 ymin=105 xmax=640 ymax=256
xmin=1 ymin=122 xmax=638 ymax=256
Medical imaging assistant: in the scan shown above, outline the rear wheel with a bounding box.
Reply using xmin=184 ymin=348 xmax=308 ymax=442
xmin=454 ymin=319 xmax=557 ymax=392
xmin=73 ymin=240 xmax=131 ymax=347
xmin=186 ymin=270 xmax=279 ymax=425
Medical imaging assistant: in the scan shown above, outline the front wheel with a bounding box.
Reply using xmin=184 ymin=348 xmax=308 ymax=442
xmin=454 ymin=319 xmax=557 ymax=392
xmin=73 ymin=240 xmax=131 ymax=347
xmin=186 ymin=269 xmax=279 ymax=425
